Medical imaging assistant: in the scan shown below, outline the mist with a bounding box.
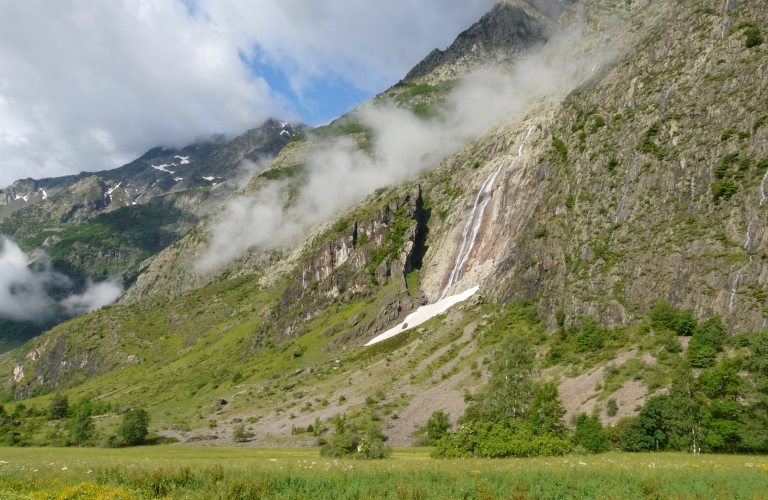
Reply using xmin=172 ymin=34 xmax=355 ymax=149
xmin=0 ymin=238 xmax=123 ymax=323
xmin=196 ymin=54 xmax=585 ymax=272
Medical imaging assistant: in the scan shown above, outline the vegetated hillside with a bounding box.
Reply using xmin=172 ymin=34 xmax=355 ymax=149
xmin=2 ymin=0 xmax=768 ymax=452
xmin=0 ymin=119 xmax=302 ymax=352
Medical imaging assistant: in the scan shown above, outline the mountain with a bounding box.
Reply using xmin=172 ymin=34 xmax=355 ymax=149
xmin=403 ymin=0 xmax=577 ymax=82
xmin=2 ymin=0 xmax=768 ymax=449
xmin=0 ymin=119 xmax=304 ymax=352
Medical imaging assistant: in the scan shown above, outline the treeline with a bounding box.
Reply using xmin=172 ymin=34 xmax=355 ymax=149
xmin=431 ymin=301 xmax=768 ymax=457
xmin=1 ymin=393 xmax=151 ymax=448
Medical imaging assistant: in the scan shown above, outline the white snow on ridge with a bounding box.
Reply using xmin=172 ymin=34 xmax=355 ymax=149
xmin=202 ymin=176 xmax=216 ymax=181
xmin=174 ymin=177 xmax=183 ymax=182
xmin=107 ymin=182 xmax=122 ymax=195
xmin=174 ymin=156 xmax=190 ymax=165
xmin=280 ymin=122 xmax=288 ymax=128
xmin=365 ymin=286 xmax=480 ymax=346
xmin=151 ymin=164 xmax=176 ymax=174
xmin=280 ymin=130 xmax=290 ymax=136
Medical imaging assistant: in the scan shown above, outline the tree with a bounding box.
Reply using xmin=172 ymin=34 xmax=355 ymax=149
xmin=70 ymin=407 xmax=94 ymax=446
xmin=424 ymin=411 xmax=451 ymax=445
xmin=573 ymin=413 xmax=608 ymax=453
xmin=650 ymin=301 xmax=678 ymax=331
xmin=118 ymin=409 xmax=150 ymax=445
xmin=740 ymin=333 xmax=768 ymax=451
xmin=49 ymin=393 xmax=69 ymax=420
xmin=468 ymin=336 xmax=537 ymax=422
xmin=526 ymin=382 xmax=567 ymax=437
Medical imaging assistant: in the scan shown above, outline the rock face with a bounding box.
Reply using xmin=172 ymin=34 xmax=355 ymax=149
xmin=403 ymin=0 xmax=577 ymax=82
xmin=275 ymin=187 xmax=427 ymax=339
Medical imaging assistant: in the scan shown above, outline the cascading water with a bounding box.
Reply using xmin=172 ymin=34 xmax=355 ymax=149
xmin=721 ymin=0 xmax=730 ymax=39
xmin=440 ymin=160 xmax=506 ymax=299
xmin=518 ymin=126 xmax=535 ymax=156
xmin=729 ymin=268 xmax=742 ymax=311
xmin=730 ymin=171 xmax=765 ymax=310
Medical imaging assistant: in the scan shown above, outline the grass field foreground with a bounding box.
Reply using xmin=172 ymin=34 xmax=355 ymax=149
xmin=2 ymin=447 xmax=768 ymax=499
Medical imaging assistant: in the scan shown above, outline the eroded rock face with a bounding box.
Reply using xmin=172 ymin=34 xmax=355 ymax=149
xmin=403 ymin=0 xmax=577 ymax=82
xmin=273 ymin=187 xmax=426 ymax=338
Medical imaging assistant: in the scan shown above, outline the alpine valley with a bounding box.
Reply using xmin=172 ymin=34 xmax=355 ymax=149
xmin=2 ymin=0 xmax=768 ymax=456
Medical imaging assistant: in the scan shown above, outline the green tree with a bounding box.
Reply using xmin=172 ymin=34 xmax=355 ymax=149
xmin=467 ymin=336 xmax=537 ymax=422
xmin=425 ymin=410 xmax=451 ymax=445
xmin=675 ymin=311 xmax=697 ymax=336
xmin=740 ymin=333 xmax=768 ymax=451
xmin=118 ymin=409 xmax=150 ymax=445
xmin=622 ymin=396 xmax=669 ymax=451
xmin=70 ymin=407 xmax=94 ymax=446
xmin=526 ymin=382 xmax=567 ymax=437
xmin=49 ymin=393 xmax=69 ymax=420
xmin=650 ymin=301 xmax=678 ymax=331
xmin=573 ymin=413 xmax=608 ymax=453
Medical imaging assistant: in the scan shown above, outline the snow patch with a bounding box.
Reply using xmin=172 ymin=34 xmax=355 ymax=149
xmin=202 ymin=176 xmax=216 ymax=181
xmin=280 ymin=122 xmax=289 ymax=128
xmin=280 ymin=130 xmax=290 ymax=136
xmin=151 ymin=164 xmax=176 ymax=174
xmin=107 ymin=182 xmax=122 ymax=195
xmin=365 ymin=287 xmax=480 ymax=346
xmin=174 ymin=177 xmax=183 ymax=182
xmin=174 ymin=155 xmax=190 ymax=165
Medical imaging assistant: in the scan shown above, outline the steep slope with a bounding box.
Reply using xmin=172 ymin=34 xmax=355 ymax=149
xmin=3 ymin=0 xmax=768 ymax=449
xmin=403 ymin=0 xmax=577 ymax=83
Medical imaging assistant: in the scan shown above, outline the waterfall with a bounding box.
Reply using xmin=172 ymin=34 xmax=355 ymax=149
xmin=440 ymin=160 xmax=506 ymax=299
xmin=721 ymin=0 xmax=730 ymax=39
xmin=518 ymin=126 xmax=535 ymax=157
xmin=729 ymin=268 xmax=742 ymax=311
xmin=760 ymin=169 xmax=768 ymax=207
xmin=745 ymin=220 xmax=755 ymax=251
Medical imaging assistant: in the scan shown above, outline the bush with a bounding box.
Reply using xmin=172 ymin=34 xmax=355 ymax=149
xmin=233 ymin=424 xmax=254 ymax=443
xmin=573 ymin=413 xmax=608 ymax=453
xmin=432 ymin=421 xmax=571 ymax=458
xmin=576 ymin=316 xmax=605 ymax=352
xmin=49 ymin=393 xmax=69 ymax=420
xmin=118 ymin=409 xmax=151 ymax=445
xmin=712 ymin=180 xmax=738 ymax=202
xmin=746 ymin=27 xmax=764 ymax=48
xmin=606 ymin=399 xmax=619 ymax=418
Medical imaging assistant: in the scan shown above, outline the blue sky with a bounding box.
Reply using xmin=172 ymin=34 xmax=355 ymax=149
xmin=245 ymin=54 xmax=374 ymax=126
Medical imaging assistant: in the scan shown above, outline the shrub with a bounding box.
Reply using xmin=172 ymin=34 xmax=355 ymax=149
xmin=576 ymin=316 xmax=605 ymax=352
xmin=650 ymin=301 xmax=678 ymax=331
xmin=606 ymin=399 xmax=619 ymax=417
xmin=746 ymin=27 xmax=764 ymax=48
xmin=49 ymin=393 xmax=69 ymax=420
xmin=573 ymin=413 xmax=608 ymax=453
xmin=233 ymin=424 xmax=253 ymax=442
xmin=552 ymin=137 xmax=568 ymax=161
xmin=118 ymin=409 xmax=151 ymax=445
xmin=675 ymin=311 xmax=697 ymax=336
xmin=555 ymin=310 xmax=566 ymax=327
xmin=712 ymin=180 xmax=738 ymax=202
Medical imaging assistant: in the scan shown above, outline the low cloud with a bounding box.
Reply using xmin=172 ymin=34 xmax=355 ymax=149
xmin=0 ymin=0 xmax=496 ymax=187
xmin=196 ymin=54 xmax=583 ymax=271
xmin=0 ymin=237 xmax=123 ymax=322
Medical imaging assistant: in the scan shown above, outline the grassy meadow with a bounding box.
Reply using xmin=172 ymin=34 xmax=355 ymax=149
xmin=1 ymin=446 xmax=768 ymax=499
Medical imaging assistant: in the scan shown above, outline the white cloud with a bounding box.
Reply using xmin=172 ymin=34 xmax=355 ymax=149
xmin=0 ymin=237 xmax=122 ymax=322
xmin=196 ymin=59 xmax=580 ymax=271
xmin=0 ymin=0 xmax=496 ymax=187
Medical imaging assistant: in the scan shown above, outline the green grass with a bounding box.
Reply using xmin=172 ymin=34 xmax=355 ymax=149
xmin=1 ymin=447 xmax=768 ymax=499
